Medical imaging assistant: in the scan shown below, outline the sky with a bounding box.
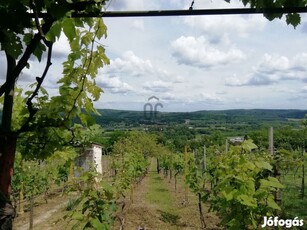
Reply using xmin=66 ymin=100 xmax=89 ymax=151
xmin=2 ymin=0 xmax=307 ymax=112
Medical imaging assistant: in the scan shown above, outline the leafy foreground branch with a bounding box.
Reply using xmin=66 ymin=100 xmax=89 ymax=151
xmin=64 ymin=168 xmax=117 ymax=230
xmin=208 ymin=150 xmax=283 ymax=229
xmin=159 ymin=140 xmax=285 ymax=230
xmin=0 ymin=1 xmax=109 ymax=228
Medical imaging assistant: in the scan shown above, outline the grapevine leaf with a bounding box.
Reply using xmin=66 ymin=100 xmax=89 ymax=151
xmin=95 ymin=18 xmax=107 ymax=39
xmin=222 ymin=191 xmax=234 ymax=201
xmin=1 ymin=31 xmax=23 ymax=58
xmin=286 ymin=13 xmax=301 ymax=28
xmin=48 ymin=2 xmax=71 ymax=19
xmin=267 ymin=176 xmax=284 ymax=188
xmin=267 ymin=197 xmax=281 ymax=210
xmin=255 ymin=160 xmax=272 ymax=171
xmin=237 ymin=194 xmax=257 ymax=208
xmin=241 ymin=139 xmax=257 ymax=152
xmin=62 ymin=18 xmax=76 ymax=42
xmin=245 ymin=162 xmax=255 ymax=170
xmin=80 ymin=113 xmax=95 ymax=127
xmin=90 ymin=218 xmax=104 ymax=229
xmin=33 ymin=41 xmax=46 ymax=62
xmin=72 ymin=211 xmax=84 ymax=221
xmin=45 ymin=21 xmax=62 ymax=42
xmin=23 ymin=33 xmax=33 ymax=45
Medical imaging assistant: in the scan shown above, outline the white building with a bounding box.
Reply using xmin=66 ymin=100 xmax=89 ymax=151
xmin=75 ymin=143 xmax=103 ymax=174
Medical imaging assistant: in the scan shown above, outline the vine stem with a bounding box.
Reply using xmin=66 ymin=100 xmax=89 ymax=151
xmin=18 ymin=42 xmax=53 ymax=134
xmin=198 ymin=192 xmax=206 ymax=229
xmin=65 ymin=27 xmax=98 ymax=121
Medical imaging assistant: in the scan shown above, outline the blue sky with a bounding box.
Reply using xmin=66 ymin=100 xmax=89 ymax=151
xmin=98 ymin=0 xmax=307 ymax=111
xmin=2 ymin=0 xmax=307 ymax=112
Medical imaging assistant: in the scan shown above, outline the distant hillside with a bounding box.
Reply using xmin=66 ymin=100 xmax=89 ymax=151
xmin=94 ymin=109 xmax=307 ymax=128
xmin=1 ymin=109 xmax=306 ymax=132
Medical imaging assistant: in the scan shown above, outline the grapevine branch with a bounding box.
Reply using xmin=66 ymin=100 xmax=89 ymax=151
xmin=0 ymin=19 xmax=53 ymax=97
xmin=17 ymin=2 xmax=54 ymax=134
xmin=31 ymin=0 xmax=47 ymax=43
xmin=61 ymin=28 xmax=98 ymax=145
xmin=18 ymin=42 xmax=53 ymax=134
xmin=65 ymin=28 xmax=98 ymax=121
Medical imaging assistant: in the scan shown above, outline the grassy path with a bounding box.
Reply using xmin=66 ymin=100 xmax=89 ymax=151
xmin=145 ymin=165 xmax=182 ymax=227
xmin=13 ymin=158 xmax=220 ymax=230
xmin=120 ymin=159 xmax=187 ymax=229
xmin=120 ymin=158 xmax=221 ymax=230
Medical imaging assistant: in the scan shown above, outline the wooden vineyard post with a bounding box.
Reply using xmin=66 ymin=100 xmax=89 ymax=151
xmin=130 ymin=185 xmax=134 ymax=204
xmin=156 ymin=158 xmax=160 ymax=174
xmin=174 ymin=172 xmax=177 ymax=191
xmin=68 ymin=161 xmax=75 ymax=182
xmin=301 ymin=149 xmax=305 ymax=199
xmin=184 ymin=146 xmax=189 ymax=204
xmin=198 ymin=193 xmax=206 ymax=229
xmin=199 ymin=145 xmax=207 ymax=229
xmin=268 ymin=127 xmax=281 ymax=204
xmin=225 ymin=139 xmax=229 ymax=153
xmin=269 ymin=127 xmax=274 ymax=156
xmin=203 ymin=145 xmax=207 ymax=172
xmin=18 ymin=185 xmax=24 ymax=215
xmin=29 ymin=196 xmax=34 ymax=230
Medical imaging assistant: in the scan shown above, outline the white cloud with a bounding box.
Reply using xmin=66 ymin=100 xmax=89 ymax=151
xmin=171 ymin=36 xmax=245 ymax=68
xmin=291 ymin=53 xmax=307 ymax=72
xmin=102 ymin=51 xmax=181 ymax=83
xmin=107 ymin=0 xmax=161 ymax=10
xmin=103 ymin=51 xmax=155 ymax=77
xmin=301 ymin=85 xmax=307 ymax=93
xmin=197 ymin=92 xmax=222 ymax=104
xmin=226 ymin=53 xmax=307 ymax=87
xmin=173 ymin=75 xmax=185 ymax=83
xmin=52 ymin=35 xmax=71 ymax=59
xmin=169 ymin=0 xmax=245 ymax=10
xmin=131 ymin=20 xmax=145 ymax=31
xmin=97 ymin=76 xmax=133 ymax=94
xmin=143 ymin=80 xmax=172 ymax=93
xmin=107 ymin=0 xmax=144 ymax=10
xmin=184 ymin=15 xmax=267 ymax=37
xmin=159 ymin=92 xmax=177 ymax=101
xmin=257 ymin=54 xmax=289 ymax=73
xmin=225 ymin=73 xmax=278 ymax=87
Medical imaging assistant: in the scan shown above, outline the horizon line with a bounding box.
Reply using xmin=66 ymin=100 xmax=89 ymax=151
xmin=96 ymin=108 xmax=307 ymax=113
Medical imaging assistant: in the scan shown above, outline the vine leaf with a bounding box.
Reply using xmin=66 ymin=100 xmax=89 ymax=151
xmin=286 ymin=13 xmax=301 ymax=28
xmin=45 ymin=22 xmax=62 ymax=42
xmin=62 ymin=18 xmax=77 ymax=42
xmin=237 ymin=194 xmax=257 ymax=208
xmin=267 ymin=197 xmax=281 ymax=210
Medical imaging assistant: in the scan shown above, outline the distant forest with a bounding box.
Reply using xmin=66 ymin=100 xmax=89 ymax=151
xmin=1 ymin=109 xmax=306 ymax=136
xmin=94 ymin=109 xmax=307 ymax=152
xmin=94 ymin=109 xmax=307 ymax=128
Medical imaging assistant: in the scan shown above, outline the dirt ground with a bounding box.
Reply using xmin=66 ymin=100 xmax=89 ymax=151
xmin=13 ymin=169 xmax=221 ymax=230
xmin=13 ymin=192 xmax=71 ymax=230
xmin=165 ymin=175 xmax=221 ymax=230
xmin=114 ymin=170 xmax=221 ymax=230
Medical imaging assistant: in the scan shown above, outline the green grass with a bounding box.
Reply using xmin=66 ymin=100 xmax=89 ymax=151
xmin=280 ymin=167 xmax=307 ymax=221
xmin=145 ymin=159 xmax=181 ymax=226
xmin=145 ymin=172 xmax=175 ymax=213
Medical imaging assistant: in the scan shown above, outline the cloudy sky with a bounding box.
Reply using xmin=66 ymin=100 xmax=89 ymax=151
xmin=3 ymin=0 xmax=307 ymax=112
